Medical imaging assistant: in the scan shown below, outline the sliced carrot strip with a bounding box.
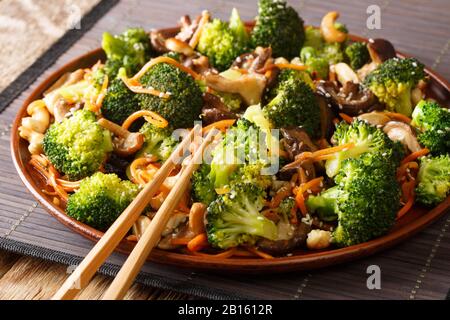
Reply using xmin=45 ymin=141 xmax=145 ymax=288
xmin=274 ymin=63 xmax=308 ymax=72
xmin=339 ymin=112 xmax=354 ymax=124
xmin=246 ymin=247 xmax=274 ymax=259
xmin=295 ymin=190 xmax=308 ymax=216
xmin=187 ymin=233 xmax=209 ymax=252
xmin=202 ymin=119 xmax=236 ymax=133
xmin=132 ymin=56 xmax=201 ymax=81
xmin=191 ymin=248 xmax=236 ymax=259
xmin=384 ymin=112 xmax=411 ymax=124
xmin=311 ymin=142 xmax=355 ymax=158
xmin=122 ymin=109 xmax=168 ymax=130
xmin=120 ymin=76 xmax=170 ymax=98
xmin=401 ymin=148 xmax=430 ymax=166
xmin=269 ymin=186 xmax=291 ymax=208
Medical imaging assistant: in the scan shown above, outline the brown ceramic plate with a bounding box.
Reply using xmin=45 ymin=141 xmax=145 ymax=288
xmin=11 ymin=25 xmax=450 ymax=273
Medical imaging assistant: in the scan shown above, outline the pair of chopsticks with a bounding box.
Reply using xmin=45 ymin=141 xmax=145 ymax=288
xmin=53 ymin=124 xmax=215 ymax=300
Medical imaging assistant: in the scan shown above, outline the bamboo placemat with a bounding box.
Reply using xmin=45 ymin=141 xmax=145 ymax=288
xmin=0 ymin=0 xmax=450 ymax=300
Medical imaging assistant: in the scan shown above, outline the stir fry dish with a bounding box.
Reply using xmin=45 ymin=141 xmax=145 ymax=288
xmin=18 ymin=0 xmax=450 ymax=259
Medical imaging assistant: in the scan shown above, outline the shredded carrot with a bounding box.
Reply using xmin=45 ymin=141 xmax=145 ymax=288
xmin=232 ymin=249 xmax=255 ymax=257
xmin=189 ymin=10 xmax=210 ymax=49
xmin=332 ymin=118 xmax=340 ymax=125
xmin=120 ymin=76 xmax=170 ymax=98
xmin=246 ymin=247 xmax=274 ymax=259
xmin=191 ymin=248 xmax=236 ymax=259
xmin=311 ymin=142 xmax=355 ymax=159
xmin=274 ymin=63 xmax=308 ymax=72
xmin=295 ymin=190 xmax=308 ymax=216
xmin=278 ymin=148 xmax=289 ymax=159
xmin=401 ymin=148 xmax=430 ymax=166
xmin=384 ymin=112 xmax=411 ymax=124
xmin=299 ymin=177 xmax=324 ymax=194
xmin=187 ymin=233 xmax=209 ymax=252
xmin=396 ymin=161 xmax=419 ymax=180
xmin=122 ymin=109 xmax=168 ymax=130
xmin=294 ymin=177 xmax=324 ymax=216
xmin=339 ymin=112 xmax=354 ymax=124
xmin=270 ymin=186 xmax=291 ymax=208
xmin=290 ymin=173 xmax=299 ymax=184
xmin=290 ymin=205 xmax=298 ymax=225
xmin=132 ymin=56 xmax=201 ymax=81
xmin=202 ymin=119 xmax=236 ymax=133
xmin=170 ymin=237 xmax=193 ymax=245
xmin=397 ymin=187 xmax=415 ymax=220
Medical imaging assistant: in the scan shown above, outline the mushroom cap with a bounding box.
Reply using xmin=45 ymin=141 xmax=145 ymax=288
xmin=383 ymin=121 xmax=422 ymax=153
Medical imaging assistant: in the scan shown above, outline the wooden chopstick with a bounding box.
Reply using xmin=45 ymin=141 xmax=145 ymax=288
xmin=101 ymin=129 xmax=216 ymax=300
xmin=52 ymin=124 xmax=201 ymax=300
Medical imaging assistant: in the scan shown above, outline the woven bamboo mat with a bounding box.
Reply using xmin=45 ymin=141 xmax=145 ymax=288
xmin=0 ymin=0 xmax=450 ymax=299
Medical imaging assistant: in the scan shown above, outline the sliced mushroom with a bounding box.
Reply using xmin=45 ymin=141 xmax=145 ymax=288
xmin=333 ymin=63 xmax=359 ymax=85
xmin=357 ymin=111 xmax=391 ymax=127
xmin=232 ymin=47 xmax=273 ymax=73
xmin=257 ymin=221 xmax=312 ymax=256
xmin=368 ymin=38 xmax=397 ymax=64
xmin=316 ymin=80 xmax=383 ymax=116
xmin=280 ymin=127 xmax=318 ymax=160
xmin=201 ymin=92 xmax=238 ymax=125
xmin=204 ymin=73 xmax=266 ymax=105
xmin=176 ymin=14 xmax=200 ymax=43
xmin=165 ymin=37 xmax=195 ymax=56
xmin=383 ymin=121 xmax=422 ymax=153
xmin=357 ymin=38 xmax=396 ymax=80
xmin=316 ymin=95 xmax=336 ymax=139
xmin=98 ymin=118 xmax=144 ymax=156
xmin=150 ymin=30 xmax=169 ymax=53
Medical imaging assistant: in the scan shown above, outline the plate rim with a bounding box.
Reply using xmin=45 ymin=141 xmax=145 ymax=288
xmin=9 ymin=26 xmax=450 ymax=273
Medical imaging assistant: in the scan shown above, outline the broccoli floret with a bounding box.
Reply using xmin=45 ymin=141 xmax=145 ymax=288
xmin=300 ymin=43 xmax=344 ymax=79
xmin=364 ymin=57 xmax=426 ymax=116
xmin=137 ymin=122 xmax=177 ymax=162
xmin=101 ymin=76 xmax=140 ymax=126
xmin=191 ymin=164 xmax=216 ymax=205
xmin=216 ymin=92 xmax=242 ymax=111
xmin=325 ymin=120 xmax=404 ymax=177
xmin=415 ymin=155 xmax=450 ymax=206
xmin=300 ymin=45 xmax=328 ymax=77
xmin=251 ymin=0 xmax=305 ymax=59
xmin=197 ymin=8 xmax=249 ymax=71
xmin=43 ymin=110 xmax=113 ymax=181
xmin=138 ymin=62 xmax=203 ymax=128
xmin=307 ymin=158 xmax=400 ymax=246
xmin=101 ymin=28 xmax=152 ymax=78
xmin=305 ymin=186 xmax=340 ymax=222
xmin=411 ymin=100 xmax=450 ymax=155
xmin=206 ymin=183 xmax=278 ymax=249
xmin=345 ymin=42 xmax=370 ymax=70
xmin=322 ymin=42 xmax=345 ymax=65
xmin=263 ymin=69 xmax=320 ymax=136
xmin=66 ymin=172 xmax=139 ymax=231
xmin=229 ymin=162 xmax=273 ymax=190
xmin=303 ymin=26 xmax=324 ymax=51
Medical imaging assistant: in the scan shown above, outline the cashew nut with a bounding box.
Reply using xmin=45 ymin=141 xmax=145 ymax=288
xmin=334 ymin=63 xmax=360 ymax=85
xmin=320 ymin=11 xmax=347 ymax=43
xmin=19 ymin=100 xmax=50 ymax=155
xmin=189 ymin=202 xmax=206 ymax=235
xmin=306 ymin=229 xmax=332 ymax=250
